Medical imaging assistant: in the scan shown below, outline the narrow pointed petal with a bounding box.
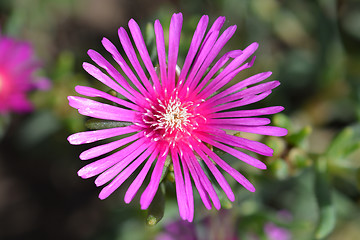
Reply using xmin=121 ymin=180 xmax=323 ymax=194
xmin=190 ymin=140 xmax=235 ymax=201
xmin=182 ymin=151 xmax=212 ymax=210
xmin=128 ymin=19 xmax=161 ymax=91
xmin=182 ymin=154 xmax=194 ymax=222
xmin=75 ymin=85 xmax=142 ymax=111
xmin=178 ymin=15 xmax=209 ymax=85
xmin=87 ymin=50 xmax=143 ymax=99
xmin=191 ymin=50 xmax=243 ymax=94
xmin=187 ymin=148 xmax=221 ymax=209
xmin=98 ymin=143 xmax=155 ymax=199
xmin=171 ymin=148 xmax=190 ymax=220
xmin=209 ymin=106 xmax=285 ymax=118
xmin=207 ymin=117 xmax=271 ymax=126
xmin=77 ymin=138 xmax=146 ymax=179
xmin=101 ymin=37 xmax=151 ymax=96
xmin=118 ymin=27 xmax=155 ymax=95
xmin=68 ymin=96 xmax=140 ymax=123
xmin=95 ymin=139 xmax=150 ymax=187
xmin=167 ymin=13 xmax=183 ymax=90
xmin=200 ymin=143 xmax=256 ymax=192
xmin=197 ymin=133 xmax=267 ymax=169
xmin=211 ymin=81 xmax=280 ymax=106
xmin=212 ymin=133 xmax=274 ymax=156
xmin=154 ymin=20 xmax=167 ymax=87
xmin=124 ymin=147 xmax=159 ymax=203
xmin=82 ymin=62 xmax=139 ymax=104
xmin=68 ymin=125 xmax=141 ymax=145
xmin=188 ymin=25 xmax=238 ymax=94
xmin=211 ymin=91 xmax=272 ymax=112
xmin=221 ymin=125 xmax=288 ymax=136
xmin=140 ymin=150 xmax=168 ymax=209
xmin=79 ymin=132 xmax=142 ymax=160
xmin=206 ymin=71 xmax=273 ymax=105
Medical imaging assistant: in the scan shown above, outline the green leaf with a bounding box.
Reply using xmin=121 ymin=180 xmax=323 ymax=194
xmin=273 ymin=113 xmax=292 ymax=131
xmin=314 ymin=157 xmax=336 ymax=239
xmin=0 ymin=114 xmax=11 ymax=140
xmin=356 ymin=168 xmax=360 ymax=191
xmin=53 ymin=51 xmax=75 ymax=79
xmin=85 ymin=118 xmax=133 ymax=130
xmin=287 ymin=125 xmax=312 ymax=148
xmin=146 ymin=183 xmax=165 ymax=226
xmin=159 ymin=154 xmax=172 ymax=183
xmin=288 ymin=148 xmax=312 ymax=169
xmin=326 ymin=126 xmax=360 ymax=160
xmin=265 ymin=137 xmax=286 ymax=158
xmin=268 ymin=158 xmax=289 ymax=180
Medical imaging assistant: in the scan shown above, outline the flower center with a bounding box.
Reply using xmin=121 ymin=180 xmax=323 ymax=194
xmin=142 ymin=96 xmax=199 ymax=143
xmin=155 ymin=98 xmax=191 ymax=133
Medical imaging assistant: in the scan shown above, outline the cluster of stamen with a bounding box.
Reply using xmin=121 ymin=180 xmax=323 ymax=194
xmin=155 ymin=98 xmax=191 ymax=132
xmin=142 ymin=96 xmax=197 ymax=143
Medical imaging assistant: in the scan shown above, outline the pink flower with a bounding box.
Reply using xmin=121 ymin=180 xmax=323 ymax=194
xmin=264 ymin=223 xmax=292 ymax=240
xmin=68 ymin=13 xmax=287 ymax=222
xmin=0 ymin=32 xmax=49 ymax=114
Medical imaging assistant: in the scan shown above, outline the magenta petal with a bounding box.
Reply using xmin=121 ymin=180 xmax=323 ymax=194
xmin=68 ymin=125 xmax=141 ymax=145
xmin=128 ymin=19 xmax=161 ymax=91
xmin=182 ymin=150 xmax=212 ymax=210
xmin=95 ymin=139 xmax=150 ymax=187
xmin=79 ymin=132 xmax=142 ymax=160
xmin=68 ymin=96 xmax=140 ymax=122
xmin=178 ymin=15 xmax=209 ymax=85
xmin=87 ymin=50 xmax=140 ymax=97
xmin=197 ymin=16 xmax=226 ymax=56
xmin=101 ymin=37 xmax=150 ymax=97
xmin=206 ymin=71 xmax=273 ymax=106
xmin=182 ymin=153 xmax=194 ymax=222
xmin=198 ymin=133 xmax=267 ymax=170
xmin=207 ymin=117 xmax=271 ymax=126
xmin=167 ymin=13 xmax=183 ymax=90
xmin=77 ymin=138 xmax=146 ymax=179
xmin=171 ymin=148 xmax=190 ymax=220
xmin=118 ymin=27 xmax=154 ymax=95
xmin=154 ymin=20 xmax=167 ymax=87
xmin=188 ymin=25 xmax=238 ymax=95
xmin=213 ymin=133 xmax=274 ymax=157
xmin=181 ymin=30 xmax=219 ymax=93
xmin=187 ymin=148 xmax=221 ymax=210
xmin=222 ymin=125 xmax=288 ymax=136
xmin=75 ymin=85 xmax=141 ymax=111
xmin=82 ymin=62 xmax=139 ymax=105
xmin=191 ymin=140 xmax=235 ymax=201
xmin=98 ymin=143 xmax=155 ymax=199
xmin=191 ymin=49 xmax=243 ymax=94
xmin=211 ymin=91 xmax=272 ymax=112
xmin=214 ymin=81 xmax=280 ymax=106
xmin=200 ymin=143 xmax=256 ymax=192
xmin=124 ymin=147 xmax=159 ymax=203
xmin=140 ymin=149 xmax=168 ymax=210
xmin=209 ymin=106 xmax=285 ymax=118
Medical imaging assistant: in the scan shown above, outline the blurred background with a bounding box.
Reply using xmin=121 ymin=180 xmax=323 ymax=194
xmin=0 ymin=0 xmax=359 ymax=239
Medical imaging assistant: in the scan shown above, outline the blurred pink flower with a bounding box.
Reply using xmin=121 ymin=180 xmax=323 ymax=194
xmin=68 ymin=13 xmax=287 ymax=221
xmin=264 ymin=222 xmax=291 ymax=240
xmin=155 ymin=220 xmax=197 ymax=240
xmin=0 ymin=32 xmax=50 ymax=114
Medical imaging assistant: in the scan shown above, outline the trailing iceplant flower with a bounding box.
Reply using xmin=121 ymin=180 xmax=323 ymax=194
xmin=0 ymin=31 xmax=50 ymax=114
xmin=68 ymin=13 xmax=287 ymax=222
